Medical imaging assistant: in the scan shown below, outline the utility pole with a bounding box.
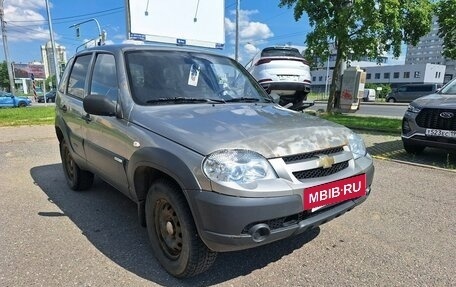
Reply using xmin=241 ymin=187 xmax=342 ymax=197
xmin=0 ymin=0 xmax=15 ymax=93
xmin=235 ymin=0 xmax=240 ymax=62
xmin=45 ymin=0 xmax=60 ymax=84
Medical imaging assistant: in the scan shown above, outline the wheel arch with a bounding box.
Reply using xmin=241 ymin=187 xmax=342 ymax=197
xmin=128 ymin=147 xmax=202 ymax=226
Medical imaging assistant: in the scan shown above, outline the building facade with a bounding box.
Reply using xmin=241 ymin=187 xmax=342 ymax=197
xmin=311 ymin=63 xmax=446 ymax=93
xmin=40 ymin=41 xmax=67 ymax=79
xmin=405 ymin=16 xmax=455 ymax=82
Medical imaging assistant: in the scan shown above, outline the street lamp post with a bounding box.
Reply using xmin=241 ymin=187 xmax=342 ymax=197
xmin=45 ymin=0 xmax=60 ymax=84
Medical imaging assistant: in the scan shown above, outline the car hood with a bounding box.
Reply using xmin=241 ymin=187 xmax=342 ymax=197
xmin=129 ymin=104 xmax=352 ymax=158
xmin=413 ymin=93 xmax=456 ymax=108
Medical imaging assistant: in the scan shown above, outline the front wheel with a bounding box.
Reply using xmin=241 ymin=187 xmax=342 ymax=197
xmin=145 ymin=179 xmax=217 ymax=278
xmin=387 ymin=97 xmax=396 ymax=103
xmin=60 ymin=139 xmax=94 ymax=190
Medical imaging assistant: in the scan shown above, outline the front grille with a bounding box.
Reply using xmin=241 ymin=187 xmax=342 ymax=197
xmin=416 ymin=108 xmax=456 ymax=130
xmin=292 ymin=161 xmax=349 ymax=179
xmin=283 ymin=146 xmax=344 ymax=163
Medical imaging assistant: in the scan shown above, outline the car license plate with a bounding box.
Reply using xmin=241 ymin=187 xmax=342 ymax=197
xmin=278 ymin=75 xmax=299 ymax=81
xmin=425 ymin=128 xmax=456 ymax=138
xmin=303 ymin=174 xmax=366 ymax=211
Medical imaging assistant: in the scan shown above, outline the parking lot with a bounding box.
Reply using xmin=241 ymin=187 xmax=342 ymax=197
xmin=0 ymin=125 xmax=455 ymax=286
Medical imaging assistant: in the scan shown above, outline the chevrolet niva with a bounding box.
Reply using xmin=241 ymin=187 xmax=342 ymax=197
xmin=55 ymin=44 xmax=374 ymax=278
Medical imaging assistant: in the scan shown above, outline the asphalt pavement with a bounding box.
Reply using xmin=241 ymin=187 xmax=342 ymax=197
xmin=0 ymin=125 xmax=455 ymax=286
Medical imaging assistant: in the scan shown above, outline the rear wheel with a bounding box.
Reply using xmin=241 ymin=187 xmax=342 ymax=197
xmin=145 ymin=179 xmax=217 ymax=278
xmin=403 ymin=141 xmax=425 ymax=154
xmin=60 ymin=139 xmax=94 ymax=190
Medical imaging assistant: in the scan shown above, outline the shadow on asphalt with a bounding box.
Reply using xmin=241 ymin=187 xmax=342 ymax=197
xmin=30 ymin=163 xmax=320 ymax=286
xmin=363 ymin=132 xmax=456 ymax=170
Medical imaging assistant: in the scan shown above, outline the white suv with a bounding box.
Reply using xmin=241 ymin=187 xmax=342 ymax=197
xmin=246 ymin=46 xmax=312 ymax=109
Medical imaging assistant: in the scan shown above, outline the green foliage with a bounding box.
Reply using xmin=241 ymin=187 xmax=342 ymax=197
xmin=45 ymin=75 xmax=57 ymax=90
xmin=365 ymin=83 xmax=392 ymax=99
xmin=279 ymin=0 xmax=435 ymax=111
xmin=435 ymin=0 xmax=456 ymax=59
xmin=0 ymin=61 xmax=10 ymax=91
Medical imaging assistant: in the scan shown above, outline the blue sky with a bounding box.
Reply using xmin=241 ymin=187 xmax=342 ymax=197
xmin=0 ymin=0 xmax=404 ymax=65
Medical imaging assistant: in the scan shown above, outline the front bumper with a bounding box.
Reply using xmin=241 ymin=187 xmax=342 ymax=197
xmin=187 ymin=165 xmax=374 ymax=252
xmin=402 ymin=115 xmax=456 ymax=151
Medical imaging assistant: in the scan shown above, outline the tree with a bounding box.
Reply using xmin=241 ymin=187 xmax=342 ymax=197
xmin=0 ymin=61 xmax=11 ymax=91
xmin=435 ymin=0 xmax=456 ymax=59
xmin=45 ymin=75 xmax=57 ymax=90
xmin=279 ymin=0 xmax=434 ymax=112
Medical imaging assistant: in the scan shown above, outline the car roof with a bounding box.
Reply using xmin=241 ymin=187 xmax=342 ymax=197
xmin=77 ymin=43 xmax=227 ymax=58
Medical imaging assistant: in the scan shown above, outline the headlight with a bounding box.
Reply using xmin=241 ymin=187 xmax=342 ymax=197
xmin=203 ymin=149 xmax=277 ymax=184
xmin=406 ymin=104 xmax=421 ymax=113
xmin=348 ymin=133 xmax=367 ymax=160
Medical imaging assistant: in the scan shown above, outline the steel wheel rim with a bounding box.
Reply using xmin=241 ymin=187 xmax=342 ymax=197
xmin=154 ymin=199 xmax=183 ymax=260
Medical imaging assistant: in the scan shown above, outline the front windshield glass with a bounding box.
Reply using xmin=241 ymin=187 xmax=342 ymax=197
xmin=125 ymin=50 xmax=270 ymax=105
xmin=439 ymin=79 xmax=456 ymax=95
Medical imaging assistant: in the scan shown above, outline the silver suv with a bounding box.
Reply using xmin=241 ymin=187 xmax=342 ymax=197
xmin=55 ymin=44 xmax=374 ymax=278
xmin=246 ymin=46 xmax=312 ymax=109
xmin=402 ymin=78 xmax=456 ymax=154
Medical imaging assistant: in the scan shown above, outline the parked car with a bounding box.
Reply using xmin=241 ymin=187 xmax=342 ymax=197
xmin=245 ymin=46 xmax=312 ymax=110
xmin=402 ymin=78 xmax=456 ymax=154
xmin=55 ymin=44 xmax=374 ymax=278
xmin=0 ymin=91 xmax=31 ymax=107
xmin=37 ymin=90 xmax=56 ymax=103
xmin=386 ymin=83 xmax=442 ymax=103
xmin=363 ymin=88 xmax=376 ymax=102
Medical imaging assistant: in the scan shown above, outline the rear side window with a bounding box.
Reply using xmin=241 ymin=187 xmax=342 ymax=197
xmin=90 ymin=54 xmax=119 ymax=102
xmin=261 ymin=48 xmax=303 ymax=58
xmin=67 ymin=54 xmax=92 ymax=99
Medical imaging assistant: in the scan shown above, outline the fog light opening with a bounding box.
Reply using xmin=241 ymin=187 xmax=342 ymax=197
xmin=248 ymin=223 xmax=271 ymax=242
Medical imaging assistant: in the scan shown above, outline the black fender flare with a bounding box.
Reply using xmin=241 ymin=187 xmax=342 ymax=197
xmin=127 ymin=147 xmax=201 ymax=202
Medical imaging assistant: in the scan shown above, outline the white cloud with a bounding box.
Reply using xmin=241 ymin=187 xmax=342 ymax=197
xmin=4 ymin=1 xmax=49 ymax=42
xmin=224 ymin=9 xmax=274 ymax=63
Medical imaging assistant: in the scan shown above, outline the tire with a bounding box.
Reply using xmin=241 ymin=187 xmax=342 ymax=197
xmin=145 ymin=179 xmax=217 ymax=278
xmin=403 ymin=141 xmax=425 ymax=154
xmin=18 ymin=101 xmax=26 ymax=107
xmin=60 ymin=139 xmax=94 ymax=191
xmin=387 ymin=97 xmax=396 ymax=103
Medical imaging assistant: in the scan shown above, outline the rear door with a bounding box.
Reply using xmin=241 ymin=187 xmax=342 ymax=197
xmin=60 ymin=54 xmax=93 ymax=161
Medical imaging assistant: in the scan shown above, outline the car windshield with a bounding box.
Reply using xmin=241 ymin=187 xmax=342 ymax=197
xmin=125 ymin=50 xmax=270 ymax=105
xmin=260 ymin=48 xmax=303 ymax=58
xmin=439 ymin=79 xmax=456 ymax=95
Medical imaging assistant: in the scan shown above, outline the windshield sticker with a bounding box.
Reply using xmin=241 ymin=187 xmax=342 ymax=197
xmin=188 ymin=64 xmax=200 ymax=86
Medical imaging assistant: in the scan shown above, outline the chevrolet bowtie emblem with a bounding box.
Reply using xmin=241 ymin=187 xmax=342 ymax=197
xmin=317 ymin=155 xmax=335 ymax=169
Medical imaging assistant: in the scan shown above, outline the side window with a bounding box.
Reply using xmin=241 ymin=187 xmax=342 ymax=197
xmin=58 ymin=58 xmax=73 ymax=93
xmin=67 ymin=55 xmax=92 ymax=99
xmin=90 ymin=54 xmax=119 ymax=101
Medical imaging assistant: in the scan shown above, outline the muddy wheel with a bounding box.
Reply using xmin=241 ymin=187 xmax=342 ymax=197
xmin=60 ymin=139 xmax=94 ymax=191
xmin=145 ymin=179 xmax=217 ymax=278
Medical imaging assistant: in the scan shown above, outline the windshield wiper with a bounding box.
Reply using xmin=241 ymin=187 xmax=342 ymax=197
xmin=225 ymin=97 xmax=261 ymax=103
xmin=146 ymin=97 xmax=224 ymax=104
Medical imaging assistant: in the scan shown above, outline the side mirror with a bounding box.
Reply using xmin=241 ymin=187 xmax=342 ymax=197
xmin=83 ymin=94 xmax=116 ymax=116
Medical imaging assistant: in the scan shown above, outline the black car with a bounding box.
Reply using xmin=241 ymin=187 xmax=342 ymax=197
xmin=37 ymin=90 xmax=56 ymax=103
